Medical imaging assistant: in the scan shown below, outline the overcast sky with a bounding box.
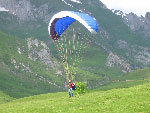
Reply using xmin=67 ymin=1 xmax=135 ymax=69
xmin=100 ymin=0 xmax=150 ymax=16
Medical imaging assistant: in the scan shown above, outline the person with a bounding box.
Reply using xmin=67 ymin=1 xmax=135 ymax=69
xmin=68 ymin=80 xmax=73 ymax=97
xmin=72 ymin=82 xmax=76 ymax=90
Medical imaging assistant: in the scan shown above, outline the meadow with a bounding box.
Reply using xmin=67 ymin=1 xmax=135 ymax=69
xmin=0 ymin=80 xmax=150 ymax=113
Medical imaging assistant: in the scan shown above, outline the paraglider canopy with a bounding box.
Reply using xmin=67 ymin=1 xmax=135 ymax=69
xmin=48 ymin=11 xmax=98 ymax=40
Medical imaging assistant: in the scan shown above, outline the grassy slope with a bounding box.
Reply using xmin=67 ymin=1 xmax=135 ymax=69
xmin=120 ymin=68 xmax=150 ymax=80
xmin=96 ymin=68 xmax=150 ymax=91
xmin=0 ymin=82 xmax=150 ymax=113
xmin=96 ymin=79 xmax=150 ymax=91
xmin=0 ymin=31 xmax=65 ymax=98
xmin=0 ymin=90 xmax=14 ymax=104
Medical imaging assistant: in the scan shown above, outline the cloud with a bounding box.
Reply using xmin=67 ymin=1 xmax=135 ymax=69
xmin=100 ymin=0 xmax=150 ymax=16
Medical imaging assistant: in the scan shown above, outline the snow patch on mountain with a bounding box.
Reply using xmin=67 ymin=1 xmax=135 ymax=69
xmin=70 ymin=0 xmax=82 ymax=4
xmin=111 ymin=9 xmax=127 ymax=18
xmin=61 ymin=0 xmax=74 ymax=7
xmin=0 ymin=7 xmax=9 ymax=12
xmin=111 ymin=9 xmax=150 ymax=39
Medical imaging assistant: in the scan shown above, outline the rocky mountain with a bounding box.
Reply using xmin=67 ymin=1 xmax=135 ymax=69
xmin=112 ymin=9 xmax=150 ymax=39
xmin=111 ymin=9 xmax=150 ymax=67
xmin=0 ymin=0 xmax=150 ymax=97
xmin=0 ymin=0 xmax=49 ymax=22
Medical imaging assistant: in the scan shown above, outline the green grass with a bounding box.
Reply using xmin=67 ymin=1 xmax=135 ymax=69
xmin=0 ymin=90 xmax=14 ymax=104
xmin=0 ymin=82 xmax=150 ymax=113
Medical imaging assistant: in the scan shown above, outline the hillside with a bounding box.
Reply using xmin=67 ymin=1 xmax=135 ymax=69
xmin=0 ymin=81 xmax=150 ymax=113
xmin=0 ymin=90 xmax=13 ymax=104
xmin=120 ymin=68 xmax=150 ymax=80
xmin=0 ymin=0 xmax=150 ymax=98
xmin=1 ymin=0 xmax=150 ymax=73
xmin=96 ymin=68 xmax=150 ymax=91
xmin=0 ymin=30 xmax=104 ymax=98
xmin=0 ymin=31 xmax=66 ymax=98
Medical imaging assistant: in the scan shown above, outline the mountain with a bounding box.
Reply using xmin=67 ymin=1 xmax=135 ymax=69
xmin=111 ymin=9 xmax=150 ymax=68
xmin=0 ymin=0 xmax=150 ymax=98
xmin=112 ymin=9 xmax=150 ymax=39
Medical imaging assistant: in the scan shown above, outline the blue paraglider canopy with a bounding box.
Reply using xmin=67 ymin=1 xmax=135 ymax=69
xmin=55 ymin=17 xmax=76 ymax=37
xmin=48 ymin=11 xmax=98 ymax=40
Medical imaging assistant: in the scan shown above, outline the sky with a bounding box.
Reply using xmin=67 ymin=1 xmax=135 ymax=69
xmin=100 ymin=0 xmax=150 ymax=16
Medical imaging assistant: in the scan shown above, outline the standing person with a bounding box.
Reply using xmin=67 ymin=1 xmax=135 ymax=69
xmin=72 ymin=82 xmax=76 ymax=90
xmin=68 ymin=80 xmax=73 ymax=97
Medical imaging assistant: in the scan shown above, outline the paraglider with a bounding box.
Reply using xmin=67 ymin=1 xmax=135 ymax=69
xmin=48 ymin=11 xmax=98 ymax=40
xmin=48 ymin=11 xmax=98 ymax=81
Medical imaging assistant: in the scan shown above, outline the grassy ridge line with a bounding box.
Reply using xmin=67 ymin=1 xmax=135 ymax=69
xmin=97 ymin=67 xmax=150 ymax=91
xmin=96 ymin=68 xmax=150 ymax=91
xmin=0 ymin=82 xmax=150 ymax=113
xmin=96 ymin=79 xmax=150 ymax=91
xmin=0 ymin=91 xmax=14 ymax=104
xmin=120 ymin=68 xmax=150 ymax=80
